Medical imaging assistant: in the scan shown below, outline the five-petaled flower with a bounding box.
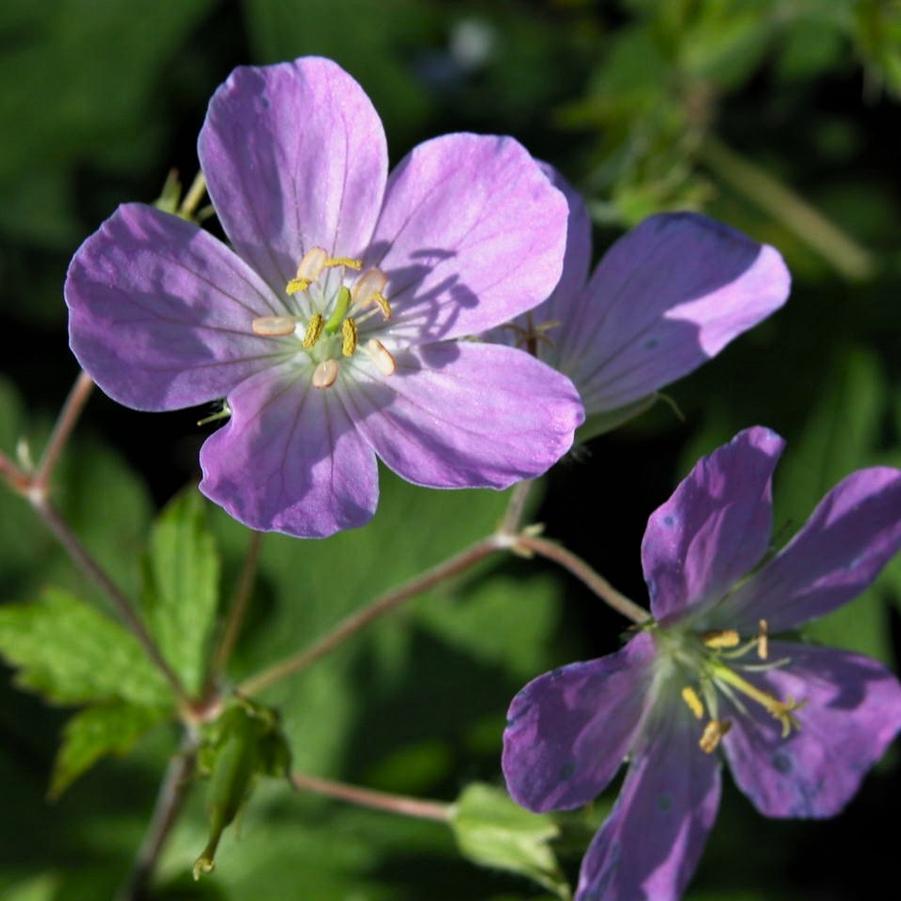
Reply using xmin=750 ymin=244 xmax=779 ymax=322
xmin=503 ymin=427 xmax=901 ymax=900
xmin=65 ymin=56 xmax=583 ymax=538
xmin=491 ymin=168 xmax=791 ymax=434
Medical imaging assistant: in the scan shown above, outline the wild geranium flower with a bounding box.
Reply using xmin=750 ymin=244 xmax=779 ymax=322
xmin=65 ymin=57 xmax=583 ymax=537
xmin=491 ymin=169 xmax=791 ymax=433
xmin=503 ymin=427 xmax=901 ymax=900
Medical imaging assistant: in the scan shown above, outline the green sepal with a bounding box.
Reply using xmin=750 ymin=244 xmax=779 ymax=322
xmin=576 ymin=394 xmax=658 ymax=444
xmin=193 ymin=696 xmax=292 ymax=879
xmin=449 ymin=782 xmax=571 ymax=899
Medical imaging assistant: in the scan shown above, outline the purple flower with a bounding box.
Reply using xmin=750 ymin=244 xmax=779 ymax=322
xmin=65 ymin=57 xmax=583 ymax=538
xmin=491 ymin=169 xmax=791 ymax=430
xmin=503 ymin=427 xmax=901 ymax=900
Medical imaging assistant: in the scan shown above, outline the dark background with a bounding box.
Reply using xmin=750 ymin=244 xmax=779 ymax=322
xmin=1 ymin=1 xmax=900 ymax=899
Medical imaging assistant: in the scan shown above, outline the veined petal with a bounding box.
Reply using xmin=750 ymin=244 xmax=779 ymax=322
xmin=642 ymin=427 xmax=785 ymax=622
xmin=568 ymin=213 xmax=790 ymax=414
xmin=723 ymin=642 xmax=901 ymax=818
xmin=502 ymin=634 xmax=656 ymax=813
xmin=369 ymin=134 xmax=568 ymax=343
xmin=717 ymin=467 xmax=901 ymax=631
xmin=65 ymin=203 xmax=284 ymax=412
xmin=342 ymin=342 xmax=583 ymax=490
xmin=576 ymin=707 xmax=721 ymax=901
xmin=199 ymin=56 xmax=388 ymax=292
xmin=199 ymin=363 xmax=378 ymax=538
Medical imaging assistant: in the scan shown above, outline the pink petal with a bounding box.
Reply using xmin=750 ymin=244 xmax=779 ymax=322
xmin=342 ymin=341 xmax=583 ymax=490
xmin=722 ymin=642 xmax=901 ymax=818
xmin=568 ymin=213 xmax=790 ymax=414
xmin=717 ymin=467 xmax=901 ymax=631
xmin=199 ymin=363 xmax=378 ymax=538
xmin=199 ymin=57 xmax=388 ymax=292
xmin=65 ymin=203 xmax=284 ymax=411
xmin=502 ymin=634 xmax=656 ymax=813
xmin=369 ymin=134 xmax=569 ymax=343
xmin=576 ymin=708 xmax=721 ymax=901
xmin=642 ymin=427 xmax=785 ymax=622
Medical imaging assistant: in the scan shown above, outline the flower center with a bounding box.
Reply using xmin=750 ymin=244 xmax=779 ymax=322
xmin=660 ymin=619 xmax=804 ymax=755
xmin=249 ymin=246 xmax=395 ymax=389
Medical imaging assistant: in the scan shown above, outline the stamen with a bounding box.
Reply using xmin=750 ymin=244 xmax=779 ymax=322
xmin=287 ymin=247 xmax=329 ymax=295
xmin=251 ymin=316 xmax=296 ymax=337
xmin=341 ymin=318 xmax=358 ymax=356
xmin=366 ymin=339 xmax=396 ymax=376
xmin=681 ymin=686 xmax=704 ymax=720
xmin=757 ymin=619 xmax=769 ymax=660
xmin=712 ymin=663 xmax=804 ymax=737
xmin=702 ymin=629 xmax=741 ymax=650
xmin=699 ymin=719 xmax=732 ymax=754
xmin=303 ymin=313 xmax=324 ymax=348
xmin=324 ymin=255 xmax=362 ymax=270
xmin=351 ymin=268 xmax=390 ymax=318
xmin=324 ymin=287 xmax=352 ymax=334
xmin=312 ymin=359 xmax=339 ymax=389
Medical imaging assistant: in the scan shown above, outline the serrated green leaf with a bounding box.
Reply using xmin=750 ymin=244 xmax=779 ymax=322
xmin=450 ymin=783 xmax=570 ymax=899
xmin=0 ymin=588 xmax=172 ymax=708
xmin=50 ymin=702 xmax=168 ymax=798
xmin=142 ymin=490 xmax=221 ymax=696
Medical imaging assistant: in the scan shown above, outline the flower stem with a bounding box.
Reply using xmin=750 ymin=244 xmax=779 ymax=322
xmin=118 ymin=736 xmax=197 ymax=901
xmin=33 ymin=370 xmax=94 ymax=493
xmin=291 ymin=771 xmax=451 ymax=822
xmin=209 ymin=530 xmax=264 ymax=681
xmin=238 ymin=536 xmax=503 ymax=696
xmin=515 ymin=534 xmax=649 ymax=624
xmin=500 ymin=478 xmax=535 ymax=535
xmin=34 ymin=496 xmax=191 ymax=705
xmin=699 ymin=135 xmax=877 ymax=281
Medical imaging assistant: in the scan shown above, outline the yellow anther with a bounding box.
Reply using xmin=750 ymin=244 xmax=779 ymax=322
xmin=286 ymin=277 xmax=311 ymax=295
xmin=312 ymin=359 xmax=339 ymax=389
xmin=372 ymin=292 xmax=392 ymax=319
xmin=287 ymin=247 xmax=329 ymax=294
xmin=681 ymin=686 xmax=705 ymax=720
xmin=302 ymin=313 xmax=324 ymax=348
xmin=702 ymin=629 xmax=741 ymax=650
xmin=712 ymin=663 xmax=803 ymax=738
xmin=341 ymin=317 xmax=358 ymax=356
xmin=757 ymin=619 xmax=769 ymax=660
xmin=324 ymin=255 xmax=362 ymax=270
xmin=351 ymin=268 xmax=391 ymax=318
xmin=366 ymin=338 xmax=396 ymax=376
xmin=699 ymin=719 xmax=732 ymax=754
xmin=251 ymin=315 xmax=296 ymax=337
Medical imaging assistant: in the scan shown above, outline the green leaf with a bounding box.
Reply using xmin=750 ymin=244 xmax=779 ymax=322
xmin=49 ymin=702 xmax=168 ymax=798
xmin=0 ymin=588 xmax=172 ymax=708
xmin=450 ymin=783 xmax=570 ymax=899
xmin=142 ymin=490 xmax=221 ymax=695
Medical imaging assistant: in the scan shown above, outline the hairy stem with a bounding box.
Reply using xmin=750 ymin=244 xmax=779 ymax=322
xmin=33 ymin=370 xmax=94 ymax=493
xmin=209 ymin=530 xmax=264 ymax=680
xmin=291 ymin=771 xmax=451 ymax=822
xmin=118 ymin=737 xmax=197 ymax=901
xmin=516 ymin=534 xmax=649 ymax=624
xmin=34 ymin=497 xmax=190 ymax=704
xmin=700 ymin=136 xmax=876 ymax=281
xmin=500 ymin=478 xmax=535 ymax=535
xmin=239 ymin=536 xmax=503 ymax=696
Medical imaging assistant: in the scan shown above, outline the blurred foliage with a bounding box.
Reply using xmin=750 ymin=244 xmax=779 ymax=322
xmin=1 ymin=0 xmax=900 ymax=899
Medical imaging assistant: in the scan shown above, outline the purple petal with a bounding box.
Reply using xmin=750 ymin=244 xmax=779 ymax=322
xmin=199 ymin=57 xmax=388 ymax=292
xmin=564 ymin=213 xmax=790 ymax=414
xmin=369 ymin=134 xmax=568 ymax=343
xmin=343 ymin=341 xmax=583 ymax=490
xmin=576 ymin=708 xmax=721 ymax=901
xmin=502 ymin=634 xmax=656 ymax=813
xmin=642 ymin=427 xmax=786 ymax=622
xmin=199 ymin=363 xmax=378 ymax=538
xmin=66 ymin=204 xmax=284 ymax=412
xmin=722 ymin=641 xmax=901 ymax=818
xmin=719 ymin=467 xmax=901 ymax=631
